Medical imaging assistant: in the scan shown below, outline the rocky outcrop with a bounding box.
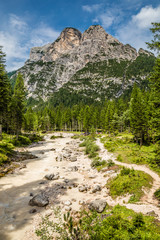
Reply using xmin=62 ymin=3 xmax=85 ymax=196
xmin=138 ymin=48 xmax=154 ymax=56
xmin=12 ymin=25 xmax=154 ymax=100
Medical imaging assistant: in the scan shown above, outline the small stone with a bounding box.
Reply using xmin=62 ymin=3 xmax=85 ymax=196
xmin=60 ymin=176 xmax=64 ymax=179
xmin=53 ymin=175 xmax=59 ymax=180
xmin=64 ymin=200 xmax=72 ymax=206
xmin=12 ymin=214 xmax=16 ymax=219
xmin=39 ymin=181 xmax=46 ymax=184
xmin=45 ymin=174 xmax=55 ymax=180
xmin=64 ymin=179 xmax=69 ymax=183
xmin=78 ymin=185 xmax=87 ymax=192
xmin=29 ymin=208 xmax=37 ymax=214
xmin=68 ymin=166 xmax=78 ymax=171
xmin=72 ymin=183 xmax=78 ymax=188
xmin=45 ymin=173 xmax=59 ymax=180
xmin=146 ymin=211 xmax=158 ymax=217
xmin=65 ymin=206 xmax=72 ymax=211
xmin=70 ymin=156 xmax=77 ymax=162
xmin=50 ymin=148 xmax=55 ymax=151
xmin=92 ymin=185 xmax=101 ymax=193
xmin=89 ymin=175 xmax=97 ymax=179
xmin=79 ymin=200 xmax=85 ymax=205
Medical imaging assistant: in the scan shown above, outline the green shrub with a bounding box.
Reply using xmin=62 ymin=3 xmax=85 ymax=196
xmin=28 ymin=134 xmax=44 ymax=142
xmin=11 ymin=135 xmax=31 ymax=146
xmin=117 ymin=154 xmax=123 ymax=162
xmin=36 ymin=205 xmax=160 ymax=240
xmin=120 ymin=167 xmax=133 ymax=176
xmin=79 ymin=138 xmax=100 ymax=159
xmin=132 ymin=213 xmax=145 ymax=228
xmin=0 ymin=153 xmax=9 ymax=166
xmin=107 ymin=167 xmax=152 ymax=202
xmin=71 ymin=134 xmax=80 ymax=139
xmin=154 ymin=189 xmax=160 ymax=201
xmin=107 ymin=159 xmax=115 ymax=167
xmin=91 ymin=159 xmax=106 ymax=168
xmin=50 ymin=134 xmax=63 ymax=139
xmin=0 ymin=142 xmax=14 ymax=166
xmin=0 ymin=142 xmax=14 ymax=154
xmin=104 ymin=141 xmax=115 ymax=152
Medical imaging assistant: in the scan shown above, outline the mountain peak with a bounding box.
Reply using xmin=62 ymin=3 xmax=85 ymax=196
xmin=16 ymin=24 xmax=155 ymax=100
xmin=58 ymin=27 xmax=82 ymax=48
xmin=83 ymin=25 xmax=107 ymax=39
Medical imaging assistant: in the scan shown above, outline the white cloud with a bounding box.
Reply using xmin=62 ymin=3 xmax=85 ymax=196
xmin=96 ymin=13 xmax=115 ymax=28
xmin=93 ymin=9 xmax=123 ymax=29
xmin=9 ymin=14 xmax=27 ymax=31
xmin=0 ymin=15 xmax=60 ymax=71
xmin=31 ymin=25 xmax=60 ymax=46
xmin=132 ymin=5 xmax=160 ymax=29
xmin=82 ymin=4 xmax=101 ymax=13
xmin=116 ymin=5 xmax=160 ymax=51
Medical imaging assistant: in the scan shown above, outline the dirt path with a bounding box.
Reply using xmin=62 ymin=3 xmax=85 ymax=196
xmin=96 ymin=138 xmax=160 ymax=217
xmin=0 ymin=134 xmax=160 ymax=240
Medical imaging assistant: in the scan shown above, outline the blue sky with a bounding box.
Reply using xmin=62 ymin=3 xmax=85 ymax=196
xmin=0 ymin=0 xmax=160 ymax=71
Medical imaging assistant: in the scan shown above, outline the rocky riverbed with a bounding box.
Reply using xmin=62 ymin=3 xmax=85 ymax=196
xmin=0 ymin=133 xmax=160 ymax=240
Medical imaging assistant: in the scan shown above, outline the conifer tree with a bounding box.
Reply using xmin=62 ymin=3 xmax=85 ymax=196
xmin=149 ymin=58 xmax=160 ymax=140
xmin=83 ymin=105 xmax=91 ymax=132
xmin=12 ymin=73 xmax=26 ymax=137
xmin=129 ymin=84 xmax=148 ymax=145
xmin=146 ymin=22 xmax=160 ymax=53
xmin=0 ymin=46 xmax=11 ymax=139
xmin=147 ymin=22 xmax=160 ymax=140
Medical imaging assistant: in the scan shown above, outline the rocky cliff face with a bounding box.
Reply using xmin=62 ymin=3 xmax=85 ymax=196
xmin=14 ymin=25 xmax=154 ymax=100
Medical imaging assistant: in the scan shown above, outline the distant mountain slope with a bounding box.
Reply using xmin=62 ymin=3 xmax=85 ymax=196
xmin=10 ymin=25 xmax=155 ymax=102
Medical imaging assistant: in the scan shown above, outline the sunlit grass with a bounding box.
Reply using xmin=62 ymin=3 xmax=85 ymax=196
xmin=101 ymin=132 xmax=159 ymax=175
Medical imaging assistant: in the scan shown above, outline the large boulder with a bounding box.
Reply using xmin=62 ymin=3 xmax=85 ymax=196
xmin=29 ymin=194 xmax=49 ymax=207
xmin=88 ymin=199 xmax=107 ymax=213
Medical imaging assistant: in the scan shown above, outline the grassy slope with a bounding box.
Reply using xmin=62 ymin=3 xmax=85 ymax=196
xmin=101 ymin=132 xmax=159 ymax=175
xmin=107 ymin=167 xmax=153 ymax=202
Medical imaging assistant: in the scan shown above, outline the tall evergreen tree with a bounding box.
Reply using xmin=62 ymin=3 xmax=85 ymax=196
xmin=149 ymin=58 xmax=160 ymax=140
xmin=12 ymin=73 xmax=26 ymax=137
xmin=146 ymin=22 xmax=160 ymax=142
xmin=0 ymin=46 xmax=11 ymax=139
xmin=146 ymin=22 xmax=160 ymax=53
xmin=129 ymin=84 xmax=149 ymax=146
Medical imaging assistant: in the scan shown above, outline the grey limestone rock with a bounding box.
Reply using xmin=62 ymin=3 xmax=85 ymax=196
xmin=88 ymin=199 xmax=107 ymax=213
xmin=92 ymin=185 xmax=102 ymax=193
xmin=29 ymin=194 xmax=49 ymax=207
xmin=45 ymin=173 xmax=59 ymax=180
